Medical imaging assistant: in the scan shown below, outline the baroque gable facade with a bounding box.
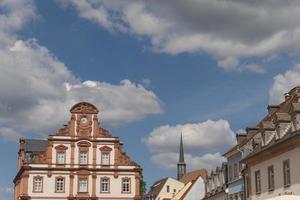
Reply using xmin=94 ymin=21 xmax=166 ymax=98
xmin=14 ymin=102 xmax=141 ymax=200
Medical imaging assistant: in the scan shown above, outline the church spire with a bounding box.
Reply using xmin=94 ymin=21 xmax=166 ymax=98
xmin=177 ymin=132 xmax=186 ymax=180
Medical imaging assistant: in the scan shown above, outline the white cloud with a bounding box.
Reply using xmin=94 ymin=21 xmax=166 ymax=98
xmin=59 ymin=0 xmax=300 ymax=72
xmin=0 ymin=127 xmax=21 ymax=142
xmin=143 ymin=120 xmax=236 ymax=171
xmin=0 ymin=186 xmax=13 ymax=200
xmin=151 ymin=152 xmax=225 ymax=172
xmin=269 ymin=64 xmax=300 ymax=104
xmin=143 ymin=120 xmax=236 ymax=153
xmin=0 ymin=0 xmax=162 ymax=141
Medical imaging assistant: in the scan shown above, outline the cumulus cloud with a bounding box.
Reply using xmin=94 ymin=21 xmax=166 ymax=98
xmin=59 ymin=0 xmax=300 ymax=72
xmin=143 ymin=120 xmax=236 ymax=153
xmin=151 ymin=152 xmax=225 ymax=172
xmin=0 ymin=0 xmax=162 ymax=141
xmin=143 ymin=120 xmax=236 ymax=171
xmin=269 ymin=64 xmax=300 ymax=104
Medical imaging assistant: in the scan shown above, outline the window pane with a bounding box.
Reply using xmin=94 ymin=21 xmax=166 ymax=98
xmin=101 ymin=178 xmax=109 ymax=192
xmin=34 ymin=177 xmax=43 ymax=192
xmin=57 ymin=152 xmax=65 ymax=164
xmin=122 ymin=178 xmax=130 ymax=193
xmin=101 ymin=153 xmax=110 ymax=165
xmin=56 ymin=178 xmax=64 ymax=192
xmin=80 ymin=152 xmax=88 ymax=164
xmin=79 ymin=179 xmax=88 ymax=192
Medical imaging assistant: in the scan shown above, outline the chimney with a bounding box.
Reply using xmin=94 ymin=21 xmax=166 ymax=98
xmin=267 ymin=105 xmax=279 ymax=115
xmin=236 ymin=134 xmax=247 ymax=144
xmin=246 ymin=127 xmax=258 ymax=139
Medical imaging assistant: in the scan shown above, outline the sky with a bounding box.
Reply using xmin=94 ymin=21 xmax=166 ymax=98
xmin=1 ymin=0 xmax=300 ymax=199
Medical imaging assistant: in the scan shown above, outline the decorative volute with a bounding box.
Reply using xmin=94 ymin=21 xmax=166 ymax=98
xmin=56 ymin=102 xmax=112 ymax=138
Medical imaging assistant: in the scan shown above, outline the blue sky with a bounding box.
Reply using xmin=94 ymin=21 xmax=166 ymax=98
xmin=1 ymin=0 xmax=300 ymax=199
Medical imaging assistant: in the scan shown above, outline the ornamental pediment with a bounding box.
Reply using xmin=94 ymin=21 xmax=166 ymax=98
xmin=99 ymin=146 xmax=112 ymax=152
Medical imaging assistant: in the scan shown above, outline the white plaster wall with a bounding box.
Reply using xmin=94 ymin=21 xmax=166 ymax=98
xmin=52 ymin=143 xmax=71 ymax=164
xmin=250 ymin=147 xmax=300 ymax=200
xmin=95 ymin=174 xmax=136 ymax=198
xmin=183 ymin=177 xmax=205 ymax=200
xmin=157 ymin=178 xmax=185 ymax=200
xmin=97 ymin=144 xmax=115 ymax=165
xmin=28 ymin=174 xmax=69 ymax=198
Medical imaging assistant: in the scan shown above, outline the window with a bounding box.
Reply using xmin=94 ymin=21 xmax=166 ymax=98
xmin=166 ymin=185 xmax=170 ymax=193
xmin=56 ymin=152 xmax=65 ymax=164
xmin=234 ymin=163 xmax=238 ymax=178
xmin=268 ymin=165 xmax=274 ymax=191
xmin=101 ymin=153 xmax=110 ymax=165
xmin=229 ymin=166 xmax=233 ymax=181
xmin=122 ymin=178 xmax=130 ymax=193
xmin=283 ymin=160 xmax=291 ymax=187
xmin=33 ymin=176 xmax=43 ymax=192
xmin=78 ymin=178 xmax=88 ymax=192
xmin=239 ymin=192 xmax=244 ymax=200
xmin=79 ymin=151 xmax=88 ymax=165
xmin=101 ymin=178 xmax=110 ymax=193
xmin=255 ymin=170 xmax=261 ymax=194
xmin=55 ymin=177 xmax=65 ymax=193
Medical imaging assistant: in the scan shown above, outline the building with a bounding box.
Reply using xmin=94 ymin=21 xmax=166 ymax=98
xmin=13 ymin=102 xmax=142 ymax=200
xmin=144 ymin=134 xmax=207 ymax=200
xmin=172 ymin=169 xmax=207 ymax=200
xmin=143 ymin=177 xmax=185 ymax=200
xmin=223 ymin=134 xmax=247 ymax=200
xmin=204 ymin=163 xmax=227 ymax=200
xmin=240 ymin=87 xmax=300 ymax=199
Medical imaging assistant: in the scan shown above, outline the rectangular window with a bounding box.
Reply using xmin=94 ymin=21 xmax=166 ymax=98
xmin=101 ymin=153 xmax=110 ymax=165
xmin=234 ymin=163 xmax=238 ymax=178
xmin=56 ymin=152 xmax=65 ymax=164
xmin=283 ymin=160 xmax=291 ymax=187
xmin=78 ymin=178 xmax=88 ymax=192
xmin=255 ymin=170 xmax=261 ymax=194
xmin=33 ymin=177 xmax=43 ymax=192
xmin=101 ymin=178 xmax=110 ymax=193
xmin=268 ymin=165 xmax=274 ymax=191
xmin=79 ymin=151 xmax=88 ymax=165
xmin=55 ymin=178 xmax=65 ymax=193
xmin=229 ymin=166 xmax=233 ymax=181
xmin=122 ymin=178 xmax=130 ymax=193
xmin=166 ymin=185 xmax=170 ymax=193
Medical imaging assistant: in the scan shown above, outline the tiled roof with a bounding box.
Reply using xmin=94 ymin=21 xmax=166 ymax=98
xmin=24 ymin=139 xmax=48 ymax=153
xmin=146 ymin=177 xmax=168 ymax=196
xmin=179 ymin=169 xmax=207 ymax=184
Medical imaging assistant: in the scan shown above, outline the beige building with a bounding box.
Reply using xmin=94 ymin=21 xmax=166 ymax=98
xmin=204 ymin=163 xmax=227 ymax=200
xmin=240 ymin=87 xmax=300 ymax=199
xmin=143 ymin=177 xmax=185 ymax=200
xmin=14 ymin=102 xmax=141 ymax=200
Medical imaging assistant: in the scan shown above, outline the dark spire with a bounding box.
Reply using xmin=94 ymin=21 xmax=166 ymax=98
xmin=177 ymin=132 xmax=186 ymax=180
xmin=179 ymin=133 xmax=185 ymax=163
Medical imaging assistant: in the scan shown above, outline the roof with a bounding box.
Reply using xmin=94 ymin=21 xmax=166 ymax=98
xmin=146 ymin=177 xmax=169 ymax=196
xmin=242 ymin=129 xmax=300 ymax=163
xmin=179 ymin=169 xmax=207 ymax=184
xmin=24 ymin=139 xmax=48 ymax=153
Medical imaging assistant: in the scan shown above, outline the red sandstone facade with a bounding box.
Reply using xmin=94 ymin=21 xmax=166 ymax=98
xmin=14 ymin=102 xmax=141 ymax=200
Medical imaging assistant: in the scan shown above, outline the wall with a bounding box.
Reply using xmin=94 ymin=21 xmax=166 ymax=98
xmin=250 ymin=147 xmax=300 ymax=200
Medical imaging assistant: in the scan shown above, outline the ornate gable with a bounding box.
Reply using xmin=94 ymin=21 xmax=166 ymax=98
xmin=70 ymin=102 xmax=98 ymax=114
